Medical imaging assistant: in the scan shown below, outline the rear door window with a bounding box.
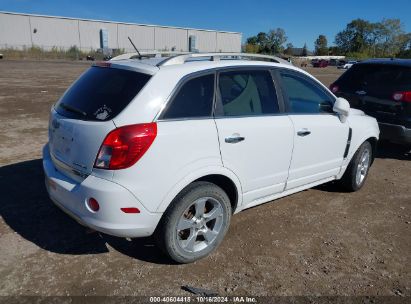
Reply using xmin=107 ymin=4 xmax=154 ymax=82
xmin=217 ymin=70 xmax=279 ymax=116
xmin=55 ymin=66 xmax=151 ymax=121
xmin=161 ymin=74 xmax=215 ymax=119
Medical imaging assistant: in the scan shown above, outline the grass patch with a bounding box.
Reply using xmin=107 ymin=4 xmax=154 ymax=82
xmin=0 ymin=46 xmax=125 ymax=61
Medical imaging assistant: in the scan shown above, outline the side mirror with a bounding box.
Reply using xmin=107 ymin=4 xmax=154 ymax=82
xmin=333 ymin=97 xmax=350 ymax=122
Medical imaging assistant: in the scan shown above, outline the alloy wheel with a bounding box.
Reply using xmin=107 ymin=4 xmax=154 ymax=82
xmin=356 ymin=148 xmax=370 ymax=186
xmin=176 ymin=197 xmax=224 ymax=253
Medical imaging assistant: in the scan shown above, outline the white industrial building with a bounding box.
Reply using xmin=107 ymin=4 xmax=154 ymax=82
xmin=0 ymin=11 xmax=242 ymax=53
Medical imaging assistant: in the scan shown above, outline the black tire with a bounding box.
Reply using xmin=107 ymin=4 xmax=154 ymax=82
xmin=155 ymin=181 xmax=232 ymax=264
xmin=339 ymin=141 xmax=373 ymax=192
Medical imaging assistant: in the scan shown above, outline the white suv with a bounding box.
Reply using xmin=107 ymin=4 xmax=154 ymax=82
xmin=43 ymin=53 xmax=379 ymax=263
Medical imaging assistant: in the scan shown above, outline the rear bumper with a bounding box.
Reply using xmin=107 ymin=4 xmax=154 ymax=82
xmin=42 ymin=144 xmax=162 ymax=238
xmin=379 ymin=123 xmax=411 ymax=144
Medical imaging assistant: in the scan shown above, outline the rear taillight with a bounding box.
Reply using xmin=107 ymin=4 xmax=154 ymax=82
xmin=392 ymin=91 xmax=411 ymax=103
xmin=94 ymin=123 xmax=157 ymax=170
xmin=330 ymin=84 xmax=339 ymax=94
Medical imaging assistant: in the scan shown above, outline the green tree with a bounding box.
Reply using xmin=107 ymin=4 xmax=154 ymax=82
xmin=245 ymin=29 xmax=288 ymax=54
xmin=266 ymin=28 xmax=287 ymax=54
xmin=245 ymin=35 xmax=259 ymax=53
xmin=335 ymin=19 xmax=374 ymax=54
xmin=334 ymin=18 xmax=408 ymax=58
xmin=246 ymin=36 xmax=258 ymax=45
xmin=374 ymin=19 xmax=405 ymax=57
xmin=397 ymin=32 xmax=411 ymax=58
xmin=328 ymin=46 xmax=342 ymax=55
xmin=244 ymin=43 xmax=259 ymax=53
xmin=246 ymin=32 xmax=270 ymax=53
xmin=398 ymin=33 xmax=411 ymax=50
xmin=256 ymin=32 xmax=267 ymax=43
xmin=314 ymin=35 xmax=328 ymax=55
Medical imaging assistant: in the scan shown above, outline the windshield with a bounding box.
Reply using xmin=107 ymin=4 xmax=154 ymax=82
xmin=55 ymin=66 xmax=151 ymax=121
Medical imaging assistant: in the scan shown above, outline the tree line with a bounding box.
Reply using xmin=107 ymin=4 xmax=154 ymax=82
xmin=244 ymin=18 xmax=411 ymax=59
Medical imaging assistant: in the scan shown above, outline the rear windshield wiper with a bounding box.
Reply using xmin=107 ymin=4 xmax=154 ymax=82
xmin=59 ymin=102 xmax=87 ymax=117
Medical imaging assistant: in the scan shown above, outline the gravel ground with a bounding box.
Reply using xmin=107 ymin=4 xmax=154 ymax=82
xmin=0 ymin=60 xmax=410 ymax=299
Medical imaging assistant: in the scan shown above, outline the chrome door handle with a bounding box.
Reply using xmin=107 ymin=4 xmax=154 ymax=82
xmin=225 ymin=136 xmax=245 ymax=143
xmin=297 ymin=129 xmax=311 ymax=136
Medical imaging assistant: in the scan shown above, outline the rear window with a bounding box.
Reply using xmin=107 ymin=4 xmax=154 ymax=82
xmin=55 ymin=66 xmax=151 ymax=121
xmin=338 ymin=64 xmax=411 ymax=90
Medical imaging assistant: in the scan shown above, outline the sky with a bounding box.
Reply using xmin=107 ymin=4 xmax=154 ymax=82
xmin=1 ymin=0 xmax=411 ymax=50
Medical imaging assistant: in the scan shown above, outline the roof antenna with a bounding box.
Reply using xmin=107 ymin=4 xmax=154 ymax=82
xmin=128 ymin=36 xmax=142 ymax=59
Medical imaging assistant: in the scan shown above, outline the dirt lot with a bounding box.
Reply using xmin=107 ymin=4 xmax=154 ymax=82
xmin=0 ymin=60 xmax=410 ymax=298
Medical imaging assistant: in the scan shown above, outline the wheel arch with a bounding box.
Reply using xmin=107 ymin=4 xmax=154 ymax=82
xmin=366 ymin=136 xmax=378 ymax=164
xmin=155 ymin=167 xmax=243 ymax=214
xmin=346 ymin=123 xmax=379 ymax=160
xmin=337 ymin=127 xmax=379 ymax=180
xmin=349 ymin=135 xmax=378 ymax=164
xmin=194 ymin=174 xmax=239 ymax=214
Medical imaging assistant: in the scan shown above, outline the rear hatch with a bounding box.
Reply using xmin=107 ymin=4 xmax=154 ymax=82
xmin=49 ymin=65 xmax=151 ymax=176
xmin=334 ymin=63 xmax=411 ymax=127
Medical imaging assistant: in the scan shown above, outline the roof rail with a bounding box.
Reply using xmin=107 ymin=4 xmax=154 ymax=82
xmin=158 ymin=53 xmax=291 ymax=66
xmin=111 ymin=52 xmax=291 ymax=66
xmin=111 ymin=51 xmax=190 ymax=61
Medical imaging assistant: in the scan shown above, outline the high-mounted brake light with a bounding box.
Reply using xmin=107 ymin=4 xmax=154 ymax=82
xmin=94 ymin=61 xmax=111 ymax=68
xmin=392 ymin=91 xmax=411 ymax=103
xmin=94 ymin=123 xmax=157 ymax=170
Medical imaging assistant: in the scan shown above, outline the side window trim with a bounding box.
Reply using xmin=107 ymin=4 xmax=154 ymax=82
xmin=274 ymin=68 xmax=336 ymax=114
xmin=214 ymin=68 xmax=283 ymax=118
xmin=270 ymin=69 xmax=286 ymax=113
xmin=157 ymin=70 xmax=216 ymax=121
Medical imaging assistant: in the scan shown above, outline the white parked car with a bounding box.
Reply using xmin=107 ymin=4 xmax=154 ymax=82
xmin=43 ymin=53 xmax=379 ymax=263
xmin=343 ymin=60 xmax=358 ymax=69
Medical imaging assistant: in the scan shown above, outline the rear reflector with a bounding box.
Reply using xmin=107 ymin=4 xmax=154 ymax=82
xmin=94 ymin=123 xmax=157 ymax=170
xmin=393 ymin=91 xmax=411 ymax=103
xmin=87 ymin=198 xmax=100 ymax=212
xmin=121 ymin=207 xmax=140 ymax=214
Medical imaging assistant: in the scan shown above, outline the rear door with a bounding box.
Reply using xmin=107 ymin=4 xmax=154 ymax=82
xmin=214 ymin=68 xmax=294 ymax=206
xmin=276 ymin=69 xmax=349 ymax=190
xmin=50 ymin=65 xmax=151 ymax=175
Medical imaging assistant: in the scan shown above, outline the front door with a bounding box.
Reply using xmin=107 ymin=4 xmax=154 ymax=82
xmin=276 ymin=69 xmax=349 ymax=190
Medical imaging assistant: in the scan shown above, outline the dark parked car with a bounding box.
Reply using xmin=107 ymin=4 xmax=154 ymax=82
xmin=329 ymin=59 xmax=339 ymax=66
xmin=330 ymin=59 xmax=411 ymax=146
xmin=337 ymin=60 xmax=347 ymax=68
xmin=313 ymin=59 xmax=329 ymax=68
